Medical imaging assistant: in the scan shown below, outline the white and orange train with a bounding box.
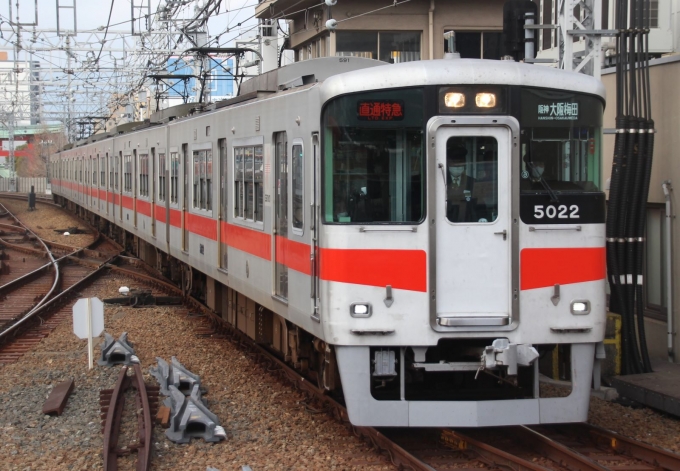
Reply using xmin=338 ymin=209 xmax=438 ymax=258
xmin=51 ymin=56 xmax=607 ymax=427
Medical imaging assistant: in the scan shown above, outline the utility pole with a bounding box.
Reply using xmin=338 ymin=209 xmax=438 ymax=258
xmin=66 ymin=35 xmax=74 ymax=142
xmin=8 ymin=113 xmax=15 ymax=192
xmin=9 ymin=0 xmax=22 ymax=190
xmin=0 ymin=0 xmax=242 ymax=130
xmin=189 ymin=1 xmax=210 ymax=104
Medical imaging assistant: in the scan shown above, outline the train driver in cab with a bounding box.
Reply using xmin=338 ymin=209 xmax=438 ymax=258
xmin=446 ymin=144 xmax=479 ymax=223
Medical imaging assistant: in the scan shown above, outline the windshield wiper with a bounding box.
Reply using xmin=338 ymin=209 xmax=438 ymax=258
xmin=524 ymin=159 xmax=559 ymax=203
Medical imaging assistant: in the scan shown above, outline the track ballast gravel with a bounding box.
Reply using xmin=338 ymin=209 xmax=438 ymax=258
xmin=0 ymin=273 xmax=396 ymax=471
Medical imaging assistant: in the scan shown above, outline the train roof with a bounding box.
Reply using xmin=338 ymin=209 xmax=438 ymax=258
xmin=238 ymin=56 xmax=386 ymax=96
xmin=319 ymin=59 xmax=606 ymax=104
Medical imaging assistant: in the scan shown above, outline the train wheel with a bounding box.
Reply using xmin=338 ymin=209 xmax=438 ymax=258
xmin=156 ymin=248 xmax=163 ymax=273
xmin=316 ymin=350 xmax=327 ymax=393
xmin=181 ymin=263 xmax=192 ymax=295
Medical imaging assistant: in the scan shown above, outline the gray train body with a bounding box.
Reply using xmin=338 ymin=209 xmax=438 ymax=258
xmin=52 ymin=57 xmax=608 ymax=427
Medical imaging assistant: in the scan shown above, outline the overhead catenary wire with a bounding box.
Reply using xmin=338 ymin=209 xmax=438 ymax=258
xmin=0 ymin=0 xmax=262 ymax=129
xmin=2 ymin=0 xmax=414 ymax=137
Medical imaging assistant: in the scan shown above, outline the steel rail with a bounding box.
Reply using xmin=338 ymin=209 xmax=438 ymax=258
xmin=0 ymin=192 xmax=61 ymax=208
xmin=44 ymin=218 xmax=680 ymax=471
xmin=0 ymin=203 xmax=59 ymax=319
xmin=97 ymin=262 xmax=433 ymax=470
xmin=515 ymin=425 xmax=610 ymax=471
xmin=226 ymin=328 xmax=435 ymax=471
xmin=534 ymin=423 xmax=680 ymax=471
xmin=0 ymin=222 xmax=27 ymax=232
xmin=40 ymin=201 xmax=680 ymax=471
xmin=443 ymin=429 xmax=551 ymax=471
xmin=0 ymin=234 xmax=52 ymax=257
xmin=0 ymin=249 xmax=79 ymax=293
xmin=167 ymin=295 xmax=434 ymax=470
xmin=0 ymin=255 xmax=115 ymax=340
xmin=0 ymin=203 xmax=119 ymax=342
xmin=102 ymin=364 xmax=152 ymax=471
xmin=0 ymin=218 xmax=99 ymax=253
xmin=0 ymin=194 xmax=125 ymax=256
xmin=103 ymin=367 xmax=130 ymax=471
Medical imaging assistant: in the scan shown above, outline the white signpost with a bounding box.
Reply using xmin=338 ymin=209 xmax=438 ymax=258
xmin=73 ymin=297 xmax=105 ymax=369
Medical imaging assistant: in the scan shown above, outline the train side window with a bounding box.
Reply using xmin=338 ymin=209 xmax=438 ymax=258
xmin=292 ymin=144 xmax=303 ymax=231
xmin=101 ymin=155 xmax=105 ymax=186
xmin=219 ymin=138 xmax=227 ymax=221
xmin=170 ymin=152 xmax=179 ymax=204
xmin=124 ymin=155 xmax=132 ymax=192
xmin=115 ymin=154 xmax=120 ymax=190
xmin=206 ymin=150 xmax=212 ymax=211
xmin=192 ymin=150 xmax=209 ymax=210
xmin=254 ymin=146 xmax=263 ymax=222
xmin=193 ymin=151 xmax=200 ymax=208
xmin=158 ymin=153 xmax=167 ymax=202
xmin=109 ymin=154 xmax=113 ymax=189
xmin=233 ymin=144 xmax=263 ymax=223
xmin=234 ymin=147 xmax=244 ymax=218
xmin=244 ymin=147 xmax=254 ymax=220
xmin=139 ymin=153 xmax=149 ymax=197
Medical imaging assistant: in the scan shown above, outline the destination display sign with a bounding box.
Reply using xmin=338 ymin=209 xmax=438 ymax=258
xmin=537 ymin=102 xmax=580 ymax=121
xmin=357 ymin=100 xmax=404 ymax=121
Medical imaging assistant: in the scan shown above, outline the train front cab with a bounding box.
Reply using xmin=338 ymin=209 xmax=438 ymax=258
xmin=319 ymin=72 xmax=607 ymax=427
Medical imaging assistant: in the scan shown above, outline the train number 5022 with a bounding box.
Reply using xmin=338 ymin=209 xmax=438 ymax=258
xmin=534 ymin=204 xmax=580 ymax=219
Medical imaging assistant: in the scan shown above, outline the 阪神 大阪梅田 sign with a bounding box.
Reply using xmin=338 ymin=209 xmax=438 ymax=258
xmin=537 ymin=102 xmax=579 ymax=121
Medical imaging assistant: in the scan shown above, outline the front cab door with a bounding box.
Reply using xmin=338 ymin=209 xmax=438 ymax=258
xmin=430 ymin=118 xmax=518 ymax=330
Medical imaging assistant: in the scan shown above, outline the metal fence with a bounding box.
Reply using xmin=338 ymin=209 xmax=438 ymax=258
xmin=0 ymin=177 xmax=49 ymax=193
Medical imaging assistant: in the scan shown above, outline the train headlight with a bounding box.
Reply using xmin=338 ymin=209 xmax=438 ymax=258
xmin=475 ymin=93 xmax=496 ymax=108
xmin=444 ymin=92 xmax=466 ymax=108
xmin=570 ymin=300 xmax=590 ymax=315
xmin=350 ymin=303 xmax=372 ymax=318
xmin=438 ymin=86 xmax=505 ymax=114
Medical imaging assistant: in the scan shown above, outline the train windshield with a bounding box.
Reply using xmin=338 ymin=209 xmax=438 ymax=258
xmin=519 ymin=88 xmax=603 ymax=192
xmin=322 ymin=88 xmax=425 ymax=224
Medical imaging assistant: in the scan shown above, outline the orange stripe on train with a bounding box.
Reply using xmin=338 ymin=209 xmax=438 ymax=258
xmin=319 ymin=248 xmax=427 ymax=292
xmin=520 ymin=247 xmax=606 ymax=290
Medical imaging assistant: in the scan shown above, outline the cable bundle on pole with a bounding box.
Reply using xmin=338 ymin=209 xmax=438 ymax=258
xmin=607 ymin=0 xmax=654 ymax=374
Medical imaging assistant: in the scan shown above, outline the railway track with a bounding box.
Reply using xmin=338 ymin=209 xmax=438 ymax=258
xmin=531 ymin=423 xmax=680 ymax=471
xmin=104 ymin=258 xmax=680 ymax=471
xmin=101 ymin=364 xmax=158 ymax=471
xmin=0 ymin=191 xmax=59 ymax=208
xmin=0 ymin=202 xmax=122 ymax=364
xmin=3 ymin=196 xmax=679 ymax=470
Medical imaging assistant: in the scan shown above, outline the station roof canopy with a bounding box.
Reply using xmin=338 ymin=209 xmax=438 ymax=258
xmin=255 ymin=0 xmax=321 ymax=19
